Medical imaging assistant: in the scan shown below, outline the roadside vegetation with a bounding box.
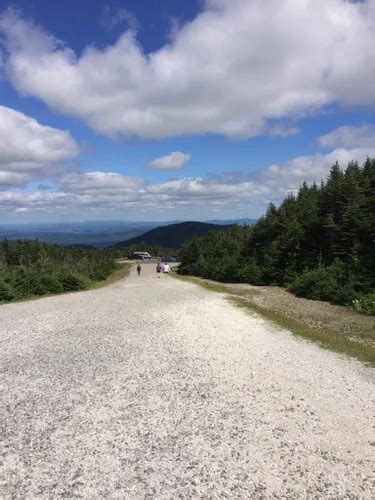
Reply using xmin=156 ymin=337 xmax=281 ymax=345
xmin=0 ymin=239 xmax=120 ymax=303
xmin=179 ymin=159 xmax=375 ymax=315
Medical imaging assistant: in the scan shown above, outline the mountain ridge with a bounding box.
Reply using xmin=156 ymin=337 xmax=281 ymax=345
xmin=114 ymin=221 xmax=232 ymax=249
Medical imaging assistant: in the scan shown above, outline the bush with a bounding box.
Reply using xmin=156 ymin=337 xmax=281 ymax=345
xmin=211 ymin=256 xmax=239 ymax=282
xmin=352 ymin=293 xmax=375 ymax=315
xmin=0 ymin=279 xmax=15 ymax=302
xmin=89 ymin=262 xmax=115 ymax=281
xmin=0 ymin=240 xmax=120 ymax=304
xmin=60 ymin=273 xmax=91 ymax=291
xmin=288 ymin=261 xmax=357 ymax=305
xmin=238 ymin=261 xmax=262 ymax=285
xmin=39 ymin=274 xmax=64 ymax=294
xmin=14 ymin=272 xmax=48 ymax=298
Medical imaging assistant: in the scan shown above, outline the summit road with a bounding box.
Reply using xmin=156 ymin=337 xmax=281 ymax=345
xmin=0 ymin=262 xmax=374 ymax=497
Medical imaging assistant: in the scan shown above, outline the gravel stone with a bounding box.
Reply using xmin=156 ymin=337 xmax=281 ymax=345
xmin=0 ymin=263 xmax=374 ymax=498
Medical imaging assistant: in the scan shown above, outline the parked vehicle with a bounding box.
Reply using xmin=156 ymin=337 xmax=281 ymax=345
xmin=161 ymin=256 xmax=177 ymax=262
xmin=129 ymin=251 xmax=152 ymax=260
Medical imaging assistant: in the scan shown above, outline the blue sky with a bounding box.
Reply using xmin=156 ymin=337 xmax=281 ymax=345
xmin=0 ymin=0 xmax=375 ymax=222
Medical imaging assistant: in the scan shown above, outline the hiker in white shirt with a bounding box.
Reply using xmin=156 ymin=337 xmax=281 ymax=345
xmin=163 ymin=263 xmax=170 ymax=275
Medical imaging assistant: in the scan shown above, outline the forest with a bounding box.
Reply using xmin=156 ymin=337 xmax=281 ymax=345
xmin=0 ymin=240 xmax=117 ymax=302
xmin=1 ymin=159 xmax=374 ymax=312
xmin=179 ymin=159 xmax=375 ymax=315
xmin=0 ymin=238 xmax=179 ymax=303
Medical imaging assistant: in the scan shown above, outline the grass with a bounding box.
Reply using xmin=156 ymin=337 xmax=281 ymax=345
xmin=173 ymin=272 xmax=375 ymax=365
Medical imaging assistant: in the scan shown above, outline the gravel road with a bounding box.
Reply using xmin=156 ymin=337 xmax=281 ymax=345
xmin=1 ymin=262 xmax=374 ymax=498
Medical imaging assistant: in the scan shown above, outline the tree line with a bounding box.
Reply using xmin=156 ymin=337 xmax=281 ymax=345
xmin=0 ymin=238 xmax=178 ymax=304
xmin=0 ymin=240 xmax=117 ymax=302
xmin=179 ymin=159 xmax=375 ymax=315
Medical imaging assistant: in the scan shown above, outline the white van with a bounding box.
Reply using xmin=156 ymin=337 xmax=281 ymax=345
xmin=131 ymin=251 xmax=152 ymax=260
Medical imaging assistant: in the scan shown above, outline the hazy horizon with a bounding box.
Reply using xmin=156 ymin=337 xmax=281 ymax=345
xmin=0 ymin=217 xmax=256 ymax=227
xmin=0 ymin=218 xmax=257 ymax=247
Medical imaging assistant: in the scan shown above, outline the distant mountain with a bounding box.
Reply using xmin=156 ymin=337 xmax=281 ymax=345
xmin=0 ymin=219 xmax=255 ymax=247
xmin=115 ymin=221 xmax=230 ymax=249
xmin=0 ymin=221 xmax=163 ymax=247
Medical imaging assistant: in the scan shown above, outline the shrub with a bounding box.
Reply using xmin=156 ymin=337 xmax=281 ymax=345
xmin=288 ymin=261 xmax=357 ymax=305
xmin=60 ymin=273 xmax=91 ymax=291
xmin=39 ymin=274 xmax=64 ymax=294
xmin=0 ymin=279 xmax=15 ymax=302
xmin=211 ymin=256 xmax=239 ymax=282
xmin=238 ymin=262 xmax=262 ymax=285
xmin=0 ymin=240 xmax=120 ymax=304
xmin=14 ymin=273 xmax=47 ymax=298
xmin=352 ymin=293 xmax=375 ymax=315
xmin=89 ymin=262 xmax=115 ymax=281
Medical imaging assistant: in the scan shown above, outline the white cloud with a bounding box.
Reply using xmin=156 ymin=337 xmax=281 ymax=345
xmin=1 ymin=2 xmax=375 ymax=140
xmin=317 ymin=125 xmax=375 ymax=149
xmin=0 ymin=105 xmax=79 ymax=187
xmin=0 ymin=171 xmax=29 ymax=187
xmin=148 ymin=152 xmax=192 ymax=170
xmin=58 ymin=171 xmax=144 ymax=195
xmin=0 ymin=190 xmax=74 ymax=214
xmin=3 ymin=144 xmax=373 ymax=218
xmin=258 ymin=147 xmax=375 ymax=196
xmin=101 ymin=5 xmax=137 ymax=31
xmin=144 ymin=177 xmax=268 ymax=200
xmin=268 ymin=126 xmax=301 ymax=138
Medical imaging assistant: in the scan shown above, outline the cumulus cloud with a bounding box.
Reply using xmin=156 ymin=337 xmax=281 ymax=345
xmin=148 ymin=152 xmax=192 ymax=170
xmin=0 ymin=171 xmax=30 ymax=187
xmin=1 ymin=1 xmax=374 ymax=140
xmin=258 ymin=147 xmax=375 ymax=196
xmin=144 ymin=177 xmax=268 ymax=200
xmin=317 ymin=125 xmax=375 ymax=149
xmin=3 ymin=143 xmax=373 ymax=218
xmin=0 ymin=190 xmax=75 ymax=214
xmin=0 ymin=105 xmax=79 ymax=187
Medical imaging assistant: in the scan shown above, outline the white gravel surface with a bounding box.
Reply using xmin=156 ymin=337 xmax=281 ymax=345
xmin=0 ymin=262 xmax=374 ymax=498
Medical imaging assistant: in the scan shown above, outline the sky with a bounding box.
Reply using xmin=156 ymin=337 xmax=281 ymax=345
xmin=0 ymin=0 xmax=375 ymax=223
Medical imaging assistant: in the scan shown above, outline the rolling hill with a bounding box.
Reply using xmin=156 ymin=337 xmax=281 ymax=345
xmin=115 ymin=221 xmax=230 ymax=249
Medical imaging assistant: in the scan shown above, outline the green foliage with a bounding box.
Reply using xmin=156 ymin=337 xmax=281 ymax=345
xmin=237 ymin=261 xmax=262 ymax=285
xmin=352 ymin=293 xmax=375 ymax=315
xmin=179 ymin=159 xmax=375 ymax=314
xmin=0 ymin=279 xmax=14 ymax=302
xmin=179 ymin=225 xmax=251 ymax=282
xmin=287 ymin=261 xmax=358 ymax=304
xmin=60 ymin=272 xmax=91 ymax=292
xmin=14 ymin=272 xmax=64 ymax=298
xmin=0 ymin=240 xmax=116 ymax=303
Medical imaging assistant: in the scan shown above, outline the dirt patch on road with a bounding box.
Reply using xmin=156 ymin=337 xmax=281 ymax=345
xmin=174 ymin=273 xmax=375 ymax=364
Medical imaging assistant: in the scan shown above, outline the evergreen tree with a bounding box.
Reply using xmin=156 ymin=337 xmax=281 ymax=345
xmin=179 ymin=159 xmax=375 ymax=313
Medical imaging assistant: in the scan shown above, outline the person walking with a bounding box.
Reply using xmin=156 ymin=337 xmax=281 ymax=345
xmin=156 ymin=262 xmax=162 ymax=278
xmin=136 ymin=262 xmax=141 ymax=276
xmin=163 ymin=262 xmax=170 ymax=276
